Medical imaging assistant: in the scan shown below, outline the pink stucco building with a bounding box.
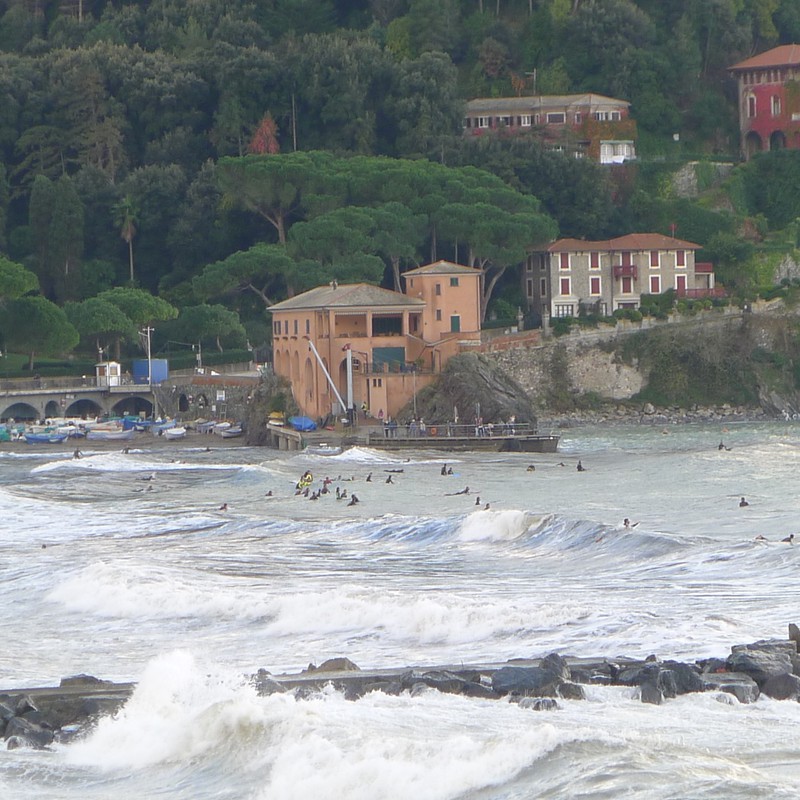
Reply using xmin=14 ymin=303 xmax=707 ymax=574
xmin=730 ymin=44 xmax=800 ymax=159
xmin=269 ymin=261 xmax=481 ymax=421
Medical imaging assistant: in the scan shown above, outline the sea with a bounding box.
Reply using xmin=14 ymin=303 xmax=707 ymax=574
xmin=1 ymin=421 xmax=800 ymax=799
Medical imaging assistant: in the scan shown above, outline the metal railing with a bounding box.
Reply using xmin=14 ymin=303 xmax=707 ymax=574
xmin=361 ymin=421 xmax=536 ymax=439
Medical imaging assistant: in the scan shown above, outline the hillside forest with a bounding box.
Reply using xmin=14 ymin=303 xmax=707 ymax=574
xmin=3 ymin=0 xmax=800 ymax=373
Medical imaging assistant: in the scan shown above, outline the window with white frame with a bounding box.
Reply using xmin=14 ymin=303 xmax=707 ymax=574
xmin=555 ymin=304 xmax=574 ymax=317
xmin=520 ymin=115 xmax=531 ymax=126
xmin=590 ymin=276 xmax=601 ymax=295
xmin=560 ymin=277 xmax=571 ymax=296
xmin=772 ymin=95 xmax=781 ymax=116
xmin=676 ymin=250 xmax=686 ymax=267
xmin=748 ymin=95 xmax=756 ymax=117
xmin=547 ymin=112 xmax=565 ymax=124
xmin=559 ymin=252 xmax=570 ymax=270
xmin=650 ymin=275 xmax=660 ymax=294
xmin=540 ymin=277 xmax=547 ymax=297
xmin=478 ymin=116 xmax=489 ymax=128
xmin=650 ymin=250 xmax=660 ymax=268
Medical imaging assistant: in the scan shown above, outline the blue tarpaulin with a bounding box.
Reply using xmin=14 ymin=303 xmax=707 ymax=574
xmin=289 ymin=416 xmax=317 ymax=431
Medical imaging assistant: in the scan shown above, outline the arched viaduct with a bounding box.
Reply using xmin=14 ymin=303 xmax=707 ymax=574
xmin=0 ymin=382 xmax=155 ymax=422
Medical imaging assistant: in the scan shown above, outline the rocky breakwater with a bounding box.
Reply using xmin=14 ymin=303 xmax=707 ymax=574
xmin=4 ymin=628 xmax=800 ymax=750
xmin=540 ymin=402 xmax=771 ymax=430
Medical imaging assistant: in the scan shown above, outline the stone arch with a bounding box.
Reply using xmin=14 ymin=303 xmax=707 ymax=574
xmin=745 ymin=130 xmax=762 ymax=160
xmin=1 ymin=402 xmax=39 ymax=422
xmin=292 ymin=351 xmax=300 ymax=381
xmin=178 ymin=393 xmax=190 ymax=412
xmin=196 ymin=392 xmax=209 ymax=410
xmin=109 ymin=396 xmax=152 ymax=417
xmin=274 ymin=349 xmax=282 ymax=375
xmin=65 ymin=398 xmax=104 ymax=419
xmin=770 ymin=129 xmax=786 ymax=151
xmin=44 ymin=399 xmax=62 ymax=418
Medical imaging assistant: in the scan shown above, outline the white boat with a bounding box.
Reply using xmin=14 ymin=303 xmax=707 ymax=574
xmin=219 ymin=425 xmax=243 ymax=439
xmin=164 ymin=426 xmax=187 ymax=440
xmin=305 ymin=443 xmax=343 ymax=456
xmin=213 ymin=422 xmax=232 ymax=435
xmin=86 ymin=427 xmax=136 ymax=441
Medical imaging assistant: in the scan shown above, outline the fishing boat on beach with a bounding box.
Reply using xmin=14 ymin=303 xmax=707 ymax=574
xmin=24 ymin=431 xmax=69 ymax=444
xmin=86 ymin=427 xmax=136 ymax=442
xmin=164 ymin=426 xmax=187 ymax=440
xmin=219 ymin=425 xmax=243 ymax=439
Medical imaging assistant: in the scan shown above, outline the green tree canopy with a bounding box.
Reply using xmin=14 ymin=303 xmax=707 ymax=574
xmin=64 ymin=296 xmax=137 ymax=353
xmin=0 ymin=295 xmax=79 ymax=370
xmin=175 ymin=303 xmax=247 ymax=352
xmin=97 ymin=286 xmax=178 ymax=325
xmin=0 ymin=256 xmax=38 ymax=302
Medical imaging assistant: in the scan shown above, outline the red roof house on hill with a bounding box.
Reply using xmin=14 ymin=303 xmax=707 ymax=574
xmin=729 ymin=44 xmax=800 ymax=159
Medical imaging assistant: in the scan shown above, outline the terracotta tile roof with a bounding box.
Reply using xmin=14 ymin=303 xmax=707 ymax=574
xmin=546 ymin=233 xmax=701 ymax=253
xmin=730 ymin=44 xmax=800 ymax=71
xmin=465 ymin=93 xmax=630 ymax=113
xmin=269 ymin=283 xmax=424 ymax=313
xmin=403 ymin=260 xmax=481 ymax=277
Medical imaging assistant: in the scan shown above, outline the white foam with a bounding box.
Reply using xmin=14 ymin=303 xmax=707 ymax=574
xmin=456 ymin=509 xmax=537 ymax=543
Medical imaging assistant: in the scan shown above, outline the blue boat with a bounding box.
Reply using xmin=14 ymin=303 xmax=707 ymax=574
xmin=24 ymin=432 xmax=69 ymax=444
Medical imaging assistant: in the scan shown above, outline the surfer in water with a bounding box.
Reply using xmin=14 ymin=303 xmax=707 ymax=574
xmin=446 ymin=486 xmax=470 ymax=496
xmin=739 ymin=497 xmax=749 ymax=507
xmin=782 ymin=533 xmax=795 ymax=544
xmin=623 ymin=518 xmax=639 ymax=528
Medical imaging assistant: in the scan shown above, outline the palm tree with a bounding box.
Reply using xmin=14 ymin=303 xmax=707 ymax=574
xmin=113 ymin=195 xmax=138 ymax=283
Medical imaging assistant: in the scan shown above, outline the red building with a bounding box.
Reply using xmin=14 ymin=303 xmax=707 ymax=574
xmin=730 ymin=44 xmax=800 ymax=160
xmin=463 ymin=93 xmax=636 ymax=163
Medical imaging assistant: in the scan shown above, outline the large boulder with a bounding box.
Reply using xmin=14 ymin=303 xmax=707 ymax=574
xmin=410 ymin=353 xmax=537 ymax=426
xmin=701 ymin=672 xmax=760 ymax=704
xmin=727 ymin=640 xmax=796 ymax=686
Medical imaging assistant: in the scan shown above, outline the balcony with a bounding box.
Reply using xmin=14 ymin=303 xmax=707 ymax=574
xmin=613 ymin=264 xmax=638 ymax=278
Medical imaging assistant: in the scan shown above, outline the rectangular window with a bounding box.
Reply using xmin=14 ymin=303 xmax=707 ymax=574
xmin=526 ymin=279 xmax=533 ymax=297
xmin=650 ymin=275 xmax=661 ymax=294
xmin=676 ymin=250 xmax=686 ymax=267
xmin=772 ymin=95 xmax=781 ymax=116
xmin=478 ymin=117 xmax=489 ymax=128
xmin=499 ymin=115 xmax=512 ymax=126
xmin=305 ymin=319 xmax=310 ymax=334
xmin=408 ymin=278 xmax=414 ymax=288
xmin=590 ymin=276 xmax=601 ymax=295
xmin=435 ymin=283 xmax=441 ymax=296
xmin=283 ymin=320 xmax=288 ymax=335
xmin=574 ymin=112 xmax=582 ymax=124
xmin=611 ymin=111 xmax=621 ymax=121
xmin=293 ymin=320 xmax=298 ymax=335
xmin=520 ymin=115 xmax=531 ymax=126
xmin=555 ymin=304 xmax=573 ymax=317
xmin=621 ymin=276 xmax=632 ymax=293
xmin=546 ymin=112 xmax=565 ymax=124
xmin=590 ymin=252 xmax=599 ymax=269
xmin=748 ymin=95 xmax=757 ymax=117
xmin=560 ymin=277 xmax=571 ymax=296
xmin=650 ymin=250 xmax=659 ymax=268
xmin=435 ymin=309 xmax=442 ymax=321
xmin=449 ymin=277 xmax=459 ymax=287
xmin=594 ymin=111 xmax=607 ymax=121
xmin=622 ymin=252 xmax=631 ymax=267
xmin=540 ymin=278 xmax=547 ymax=297
xmin=450 ymin=315 xmax=461 ymax=333
xmin=560 ymin=252 xmax=570 ymax=269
